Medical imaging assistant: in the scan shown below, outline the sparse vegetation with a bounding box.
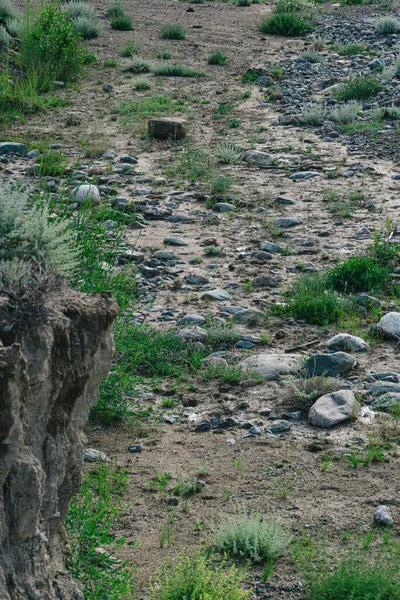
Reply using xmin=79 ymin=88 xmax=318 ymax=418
xmin=299 ymin=103 xmax=326 ymax=126
xmin=121 ymin=39 xmax=140 ymax=56
xmin=335 ymin=76 xmax=383 ymax=101
xmin=160 ymin=23 xmax=186 ymax=40
xmin=259 ymin=12 xmax=312 ymax=36
xmin=111 ymin=14 xmax=133 ymax=30
xmin=152 ymin=63 xmax=205 ymax=77
xmin=215 ymin=142 xmax=243 ymax=164
xmin=330 ymin=101 xmax=362 ymax=124
xmin=208 ymin=51 xmax=227 ymax=65
xmin=375 ymin=16 xmax=400 ymax=34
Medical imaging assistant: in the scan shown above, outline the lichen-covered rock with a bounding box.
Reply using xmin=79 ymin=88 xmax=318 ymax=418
xmin=148 ymin=118 xmax=187 ymax=140
xmin=0 ymin=286 xmax=118 ymax=600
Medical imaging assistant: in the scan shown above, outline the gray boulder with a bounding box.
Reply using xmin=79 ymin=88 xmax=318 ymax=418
xmin=309 ymin=390 xmax=360 ymax=428
xmin=241 ymin=353 xmax=303 ymax=381
xmin=148 ymin=118 xmax=187 ymax=140
xmin=70 ymin=184 xmax=101 ymax=204
xmin=374 ymin=505 xmax=394 ymax=527
xmin=0 ymin=142 xmax=28 ymax=155
xmin=376 ymin=312 xmax=400 ymax=339
xmin=305 ymin=352 xmax=355 ymax=377
xmin=232 ymin=308 xmax=266 ymax=327
xmin=201 ymin=288 xmax=232 ymax=301
xmin=242 ymin=150 xmax=274 ymax=168
xmin=327 ymin=333 xmax=368 ymax=352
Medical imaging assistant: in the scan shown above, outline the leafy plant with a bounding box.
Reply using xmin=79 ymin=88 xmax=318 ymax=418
xmin=124 ymin=57 xmax=153 ymax=73
xmin=160 ymin=23 xmax=186 ymax=40
xmin=0 ymin=24 xmax=10 ymax=51
xmin=284 ymin=273 xmax=342 ymax=325
xmin=208 ymin=51 xmax=227 ymax=65
xmin=0 ymin=0 xmax=17 ymax=20
xmin=259 ymin=13 xmax=312 ymax=36
xmin=63 ymin=1 xmax=96 ymax=20
xmin=327 ymin=256 xmax=390 ymax=294
xmin=38 ymin=149 xmax=68 ymax=176
xmin=301 ymin=50 xmax=322 ymax=63
xmin=212 ymin=513 xmax=291 ymax=563
xmin=72 ymin=15 xmax=101 ymax=39
xmin=330 ymin=101 xmax=362 ymax=124
xmin=133 ymin=76 xmax=151 ymax=90
xmin=333 ymin=42 xmax=367 ymax=55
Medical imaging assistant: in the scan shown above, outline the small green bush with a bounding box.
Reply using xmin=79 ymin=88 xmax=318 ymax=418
xmin=327 ymin=256 xmax=390 ymax=294
xmin=208 ymin=51 xmax=227 ymax=65
xmin=215 ymin=142 xmax=243 ymax=164
xmin=133 ymin=76 xmax=151 ymax=90
xmin=152 ymin=63 xmax=205 ymax=77
xmin=63 ymin=1 xmax=96 ymax=20
xmin=107 ymin=1 xmax=124 ymax=18
xmin=20 ymin=2 xmax=86 ymax=90
xmin=237 ymin=0 xmax=253 ymax=7
xmin=336 ymin=76 xmax=382 ymax=101
xmin=334 ymin=42 xmax=367 ymax=55
xmin=0 ymin=0 xmax=16 ymax=21
xmin=301 ymin=50 xmax=322 ymax=63
xmin=0 ymin=24 xmax=11 ymax=51
xmin=157 ymin=48 xmax=171 ymax=59
xmin=72 ymin=15 xmax=101 ymax=39
xmin=330 ymin=101 xmax=362 ymax=124
xmin=120 ymin=39 xmax=139 ymax=56
xmin=111 ymin=14 xmax=133 ymax=30
xmin=212 ymin=513 xmax=291 ymax=563
xmin=274 ymin=0 xmax=308 ymax=11
xmin=375 ymin=16 xmax=400 ymax=35
xmin=38 ymin=149 xmax=68 ymax=176
xmin=284 ymin=273 xmax=342 ymax=325
xmin=124 ymin=56 xmax=153 ymax=73
xmin=153 ymin=551 xmax=250 ymax=600
xmin=258 ymin=13 xmax=312 ymax=36
xmin=299 ymin=103 xmax=326 ymax=126
xmin=5 ymin=16 xmax=23 ymax=37
xmin=160 ymin=23 xmax=186 ymax=40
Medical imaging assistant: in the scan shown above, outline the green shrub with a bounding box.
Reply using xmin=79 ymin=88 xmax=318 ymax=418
xmin=258 ymin=12 xmax=312 ymax=36
xmin=327 ymin=256 xmax=390 ymax=294
xmin=0 ymin=185 xmax=78 ymax=279
xmin=38 ymin=149 xmax=68 ymax=176
xmin=5 ymin=16 xmax=23 ymax=37
xmin=330 ymin=101 xmax=362 ymax=124
xmin=237 ymin=0 xmax=253 ymax=7
xmin=211 ymin=174 xmax=232 ymax=195
xmin=306 ymin=553 xmax=400 ymax=600
xmin=63 ymin=1 xmax=96 ymax=20
xmin=114 ymin=96 xmax=179 ymax=121
xmin=0 ymin=24 xmax=10 ymax=50
xmin=335 ymin=76 xmax=382 ymax=101
xmin=20 ymin=2 xmax=86 ymax=90
xmin=299 ymin=103 xmax=326 ymax=126
xmin=215 ymin=142 xmax=243 ymax=164
xmin=334 ymin=42 xmax=367 ymax=55
xmin=208 ymin=51 xmax=227 ymax=65
xmin=124 ymin=56 xmax=153 ymax=73
xmin=133 ymin=76 xmax=151 ymax=90
xmin=152 ymin=63 xmax=205 ymax=77
xmin=157 ymin=48 xmax=171 ymax=59
xmin=370 ymin=106 xmax=400 ymax=121
xmin=111 ymin=14 xmax=133 ymax=30
xmin=301 ymin=50 xmax=322 ymax=63
xmin=66 ymin=465 xmax=133 ymax=600
xmin=375 ymin=16 xmax=400 ymax=34
xmin=212 ymin=513 xmax=291 ymax=563
xmin=107 ymin=1 xmax=124 ymax=18
xmin=284 ymin=273 xmax=342 ymax=325
xmin=120 ymin=39 xmax=139 ymax=56
xmin=72 ymin=15 xmax=101 ymax=39
xmin=153 ymin=551 xmax=250 ymax=600
xmin=0 ymin=0 xmax=16 ymax=20
xmin=160 ymin=23 xmax=186 ymax=40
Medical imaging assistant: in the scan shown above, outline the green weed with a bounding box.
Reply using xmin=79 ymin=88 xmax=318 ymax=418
xmin=160 ymin=23 xmax=186 ymax=40
xmin=258 ymin=13 xmax=312 ymax=36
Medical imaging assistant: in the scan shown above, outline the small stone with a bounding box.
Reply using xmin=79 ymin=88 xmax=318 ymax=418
xmin=152 ymin=250 xmax=176 ymax=261
xmin=128 ymin=444 xmax=142 ymax=453
xmin=120 ymin=155 xmax=137 ymax=165
xmin=242 ymin=150 xmax=273 ymax=168
xmin=84 ymin=448 xmax=109 ymax=462
xmin=148 ymin=118 xmax=187 ymax=140
xmin=213 ymin=202 xmax=236 ymax=212
xmin=260 ymin=241 xmax=281 ymax=253
xmin=275 ymin=196 xmax=296 ymax=205
xmin=164 ymin=237 xmax=188 ymax=246
xmin=201 ymin=288 xmax=232 ymax=301
xmin=178 ymin=327 xmax=208 ymax=341
xmin=232 ymin=308 xmax=266 ymax=326
xmin=178 ymin=314 xmax=206 ymax=325
xmin=70 ymin=184 xmax=101 ymax=204
xmin=308 ymin=390 xmax=360 ymax=428
xmin=274 ymin=217 xmax=303 ymax=228
xmin=374 ymin=505 xmax=393 ymax=527
xmin=266 ymin=420 xmax=291 ymax=433
xmin=241 ymin=353 xmax=303 ymax=381
xmin=289 ymin=171 xmax=320 ymax=180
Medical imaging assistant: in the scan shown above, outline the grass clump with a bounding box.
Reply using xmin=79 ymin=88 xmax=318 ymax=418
xmin=120 ymin=39 xmax=139 ymax=56
xmin=301 ymin=50 xmax=323 ymax=63
xmin=375 ymin=16 xmax=400 ymax=35
xmin=335 ymin=76 xmax=383 ymax=101
xmin=160 ymin=23 xmax=186 ymax=40
xmin=133 ymin=76 xmax=151 ymax=90
xmin=107 ymin=0 xmax=124 ymax=18
xmin=334 ymin=42 xmax=367 ymax=55
xmin=212 ymin=513 xmax=291 ymax=563
xmin=63 ymin=1 xmax=96 ymax=20
xmin=284 ymin=273 xmax=342 ymax=325
xmin=123 ymin=57 xmax=153 ymax=73
xmin=153 ymin=550 xmax=250 ymax=600
xmin=38 ymin=149 xmax=68 ymax=176
xmin=157 ymin=48 xmax=171 ymax=59
xmin=259 ymin=13 xmax=312 ymax=36
xmin=215 ymin=142 xmax=243 ymax=164
xmin=0 ymin=0 xmax=16 ymax=20
xmin=0 ymin=24 xmax=10 ymax=51
xmin=370 ymin=106 xmax=400 ymax=121
xmin=299 ymin=103 xmax=326 ymax=126
xmin=330 ymin=101 xmax=362 ymax=124
xmin=327 ymin=256 xmax=390 ymax=294
xmin=152 ymin=63 xmax=205 ymax=77
xmin=72 ymin=15 xmax=101 ymax=39
xmin=66 ymin=464 xmax=133 ymax=600
xmin=111 ymin=14 xmax=133 ymax=30
xmin=208 ymin=51 xmax=227 ymax=65
xmin=114 ymin=96 xmax=181 ymax=122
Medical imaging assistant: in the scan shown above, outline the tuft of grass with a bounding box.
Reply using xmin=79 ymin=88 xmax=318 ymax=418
xmin=370 ymin=106 xmax=400 ymax=121
xmin=152 ymin=550 xmax=250 ymax=600
xmin=152 ymin=63 xmax=205 ymax=77
xmin=375 ymin=16 xmax=400 ymax=34
xmin=237 ymin=0 xmax=253 ymax=6
xmin=0 ymin=24 xmax=10 ymax=51
xmin=301 ymin=50 xmax=323 ymax=63
xmin=104 ymin=58 xmax=117 ymax=67
xmin=72 ymin=15 xmax=101 ymax=39
xmin=211 ymin=174 xmax=232 ymax=195
xmin=157 ymin=48 xmax=171 ymax=59
xmin=111 ymin=14 xmax=133 ymax=30
xmin=274 ymin=0 xmax=308 ymax=11
xmin=66 ymin=464 xmax=133 ymax=600
xmin=204 ymin=244 xmax=223 ymax=256
xmin=38 ymin=149 xmax=68 ymax=176
xmin=212 ymin=513 xmax=291 ymax=563
xmin=63 ymin=1 xmax=96 ymax=20
xmin=334 ymin=42 xmax=367 ymax=55
xmin=284 ymin=273 xmax=342 ymax=325
xmin=215 ymin=142 xmax=243 ymax=164
xmin=330 ymin=101 xmax=362 ymax=125
xmin=0 ymin=0 xmax=17 ymax=20
xmin=327 ymin=256 xmax=390 ymax=294
xmin=120 ymin=39 xmax=140 ymax=56
xmin=114 ymin=95 xmax=182 ymax=122
xmin=133 ymin=76 xmax=151 ymax=90
xmin=335 ymin=76 xmax=382 ymax=101
xmin=160 ymin=23 xmax=186 ymax=40
xmin=123 ymin=56 xmax=153 ymax=73
xmin=299 ymin=103 xmax=326 ymax=126
xmin=107 ymin=0 xmax=124 ymax=18
xmin=208 ymin=51 xmax=227 ymax=65
xmin=258 ymin=13 xmax=312 ymax=36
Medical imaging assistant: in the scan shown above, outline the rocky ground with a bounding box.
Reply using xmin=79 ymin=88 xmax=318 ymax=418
xmin=2 ymin=0 xmax=400 ymax=597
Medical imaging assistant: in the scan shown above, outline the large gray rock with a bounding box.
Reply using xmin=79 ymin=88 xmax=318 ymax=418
xmin=241 ymin=353 xmax=303 ymax=381
xmin=201 ymin=288 xmax=232 ymax=301
xmin=327 ymin=333 xmax=368 ymax=353
xmin=148 ymin=118 xmax=187 ymax=140
xmin=232 ymin=308 xmax=266 ymax=327
xmin=376 ymin=312 xmax=400 ymax=339
xmin=70 ymin=184 xmax=101 ymax=204
xmin=242 ymin=150 xmax=274 ymax=168
xmin=0 ymin=142 xmax=28 ymax=155
xmin=370 ymin=392 xmax=400 ymax=412
xmin=260 ymin=241 xmax=281 ymax=253
xmin=305 ymin=352 xmax=356 ymax=377
xmin=177 ymin=327 xmax=208 ymax=341
xmin=374 ymin=505 xmax=394 ymax=527
xmin=308 ymin=390 xmax=360 ymax=428
xmin=0 ymin=287 xmax=118 ymax=600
